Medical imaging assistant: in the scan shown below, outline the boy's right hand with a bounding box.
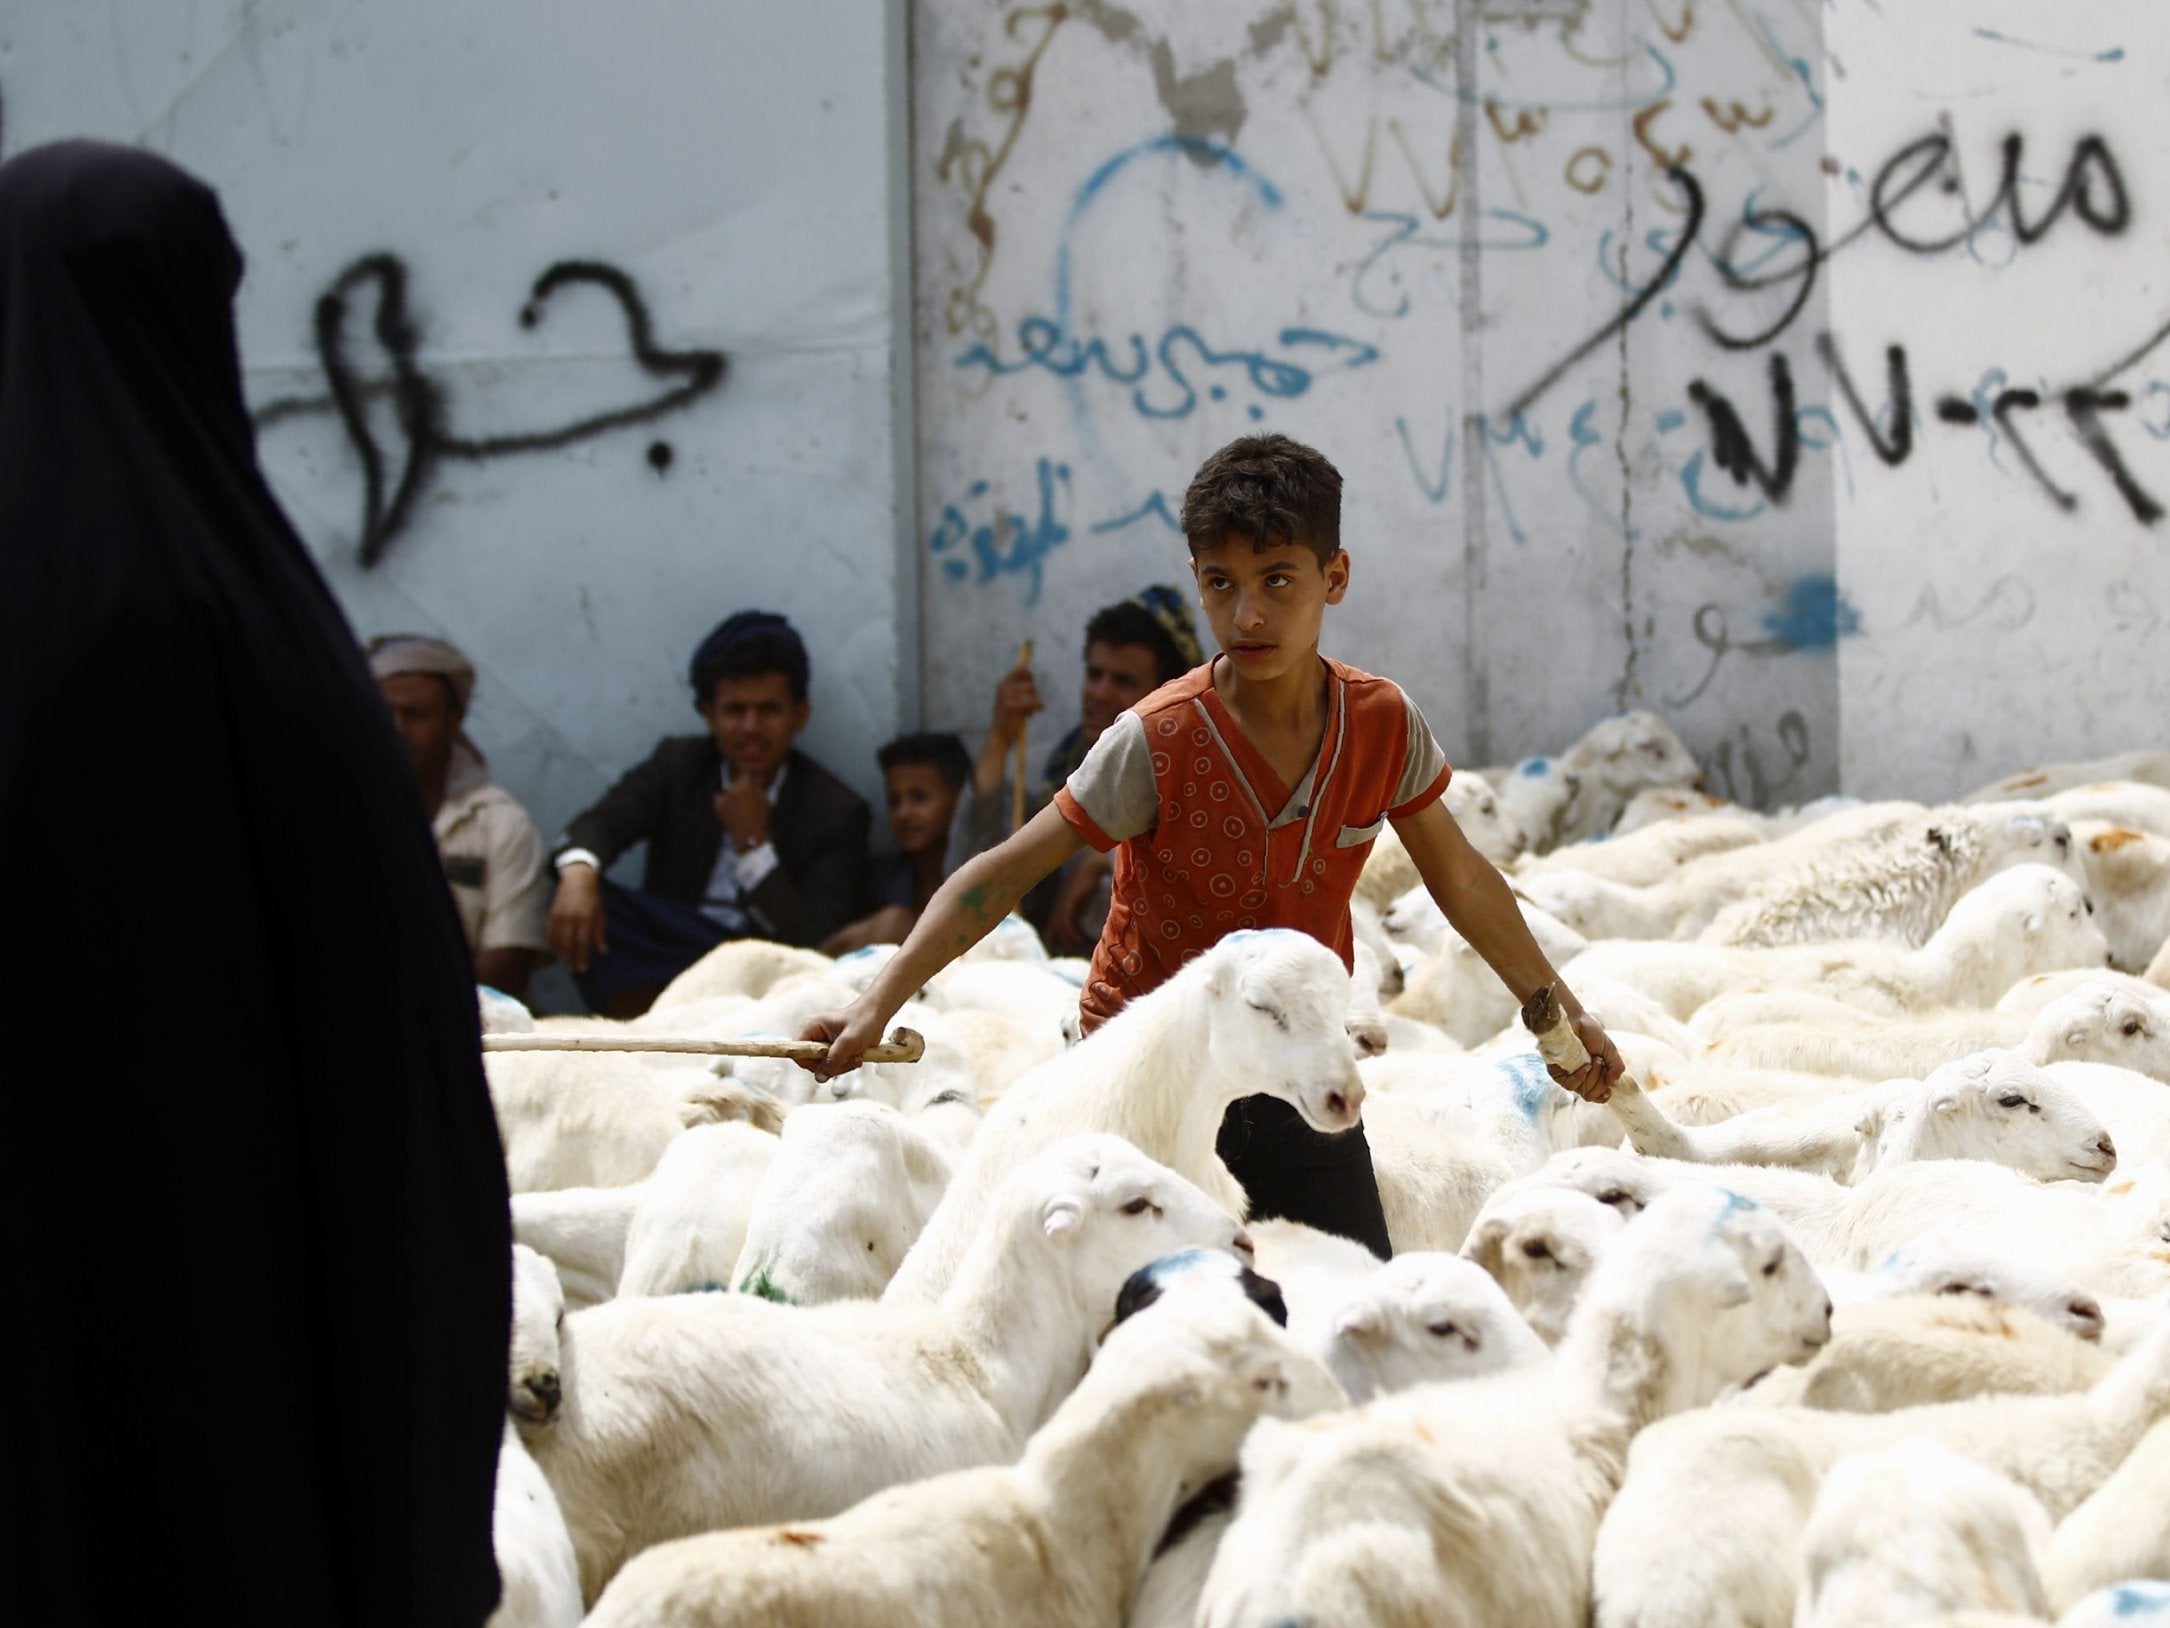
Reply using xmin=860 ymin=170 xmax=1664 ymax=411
xmin=548 ymin=863 xmax=608 ymax=974
xmin=796 ymin=1003 xmax=888 ymax=1080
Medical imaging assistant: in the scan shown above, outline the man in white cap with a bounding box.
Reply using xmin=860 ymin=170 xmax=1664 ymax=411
xmin=369 ymin=634 xmax=551 ymax=998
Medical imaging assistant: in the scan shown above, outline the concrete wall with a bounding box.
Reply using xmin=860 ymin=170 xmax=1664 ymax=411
xmin=2 ymin=0 xmax=914 ymax=846
xmin=913 ymin=0 xmax=2170 ymax=805
xmin=9 ymin=0 xmax=2169 ymax=831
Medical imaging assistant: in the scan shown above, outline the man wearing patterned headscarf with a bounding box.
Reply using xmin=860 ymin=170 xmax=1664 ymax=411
xmin=971 ymin=584 xmax=1205 ymax=950
xmin=369 ymin=634 xmax=551 ymax=998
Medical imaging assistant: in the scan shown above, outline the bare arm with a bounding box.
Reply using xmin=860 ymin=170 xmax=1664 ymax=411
xmin=798 ymin=801 xmax=1085 ymax=1077
xmin=1392 ymin=799 xmax=1624 ymax=1101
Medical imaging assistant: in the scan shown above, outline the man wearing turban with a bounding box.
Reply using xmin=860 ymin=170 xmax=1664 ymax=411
xmin=368 ymin=634 xmax=551 ymax=999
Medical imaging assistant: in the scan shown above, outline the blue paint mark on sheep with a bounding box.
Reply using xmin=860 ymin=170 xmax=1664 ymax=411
xmin=1760 ymin=576 xmax=1861 ymax=650
xmin=1498 ymin=1053 xmax=1555 ymax=1121
xmin=2109 ymin=1581 xmax=2170 ymax=1617
xmin=1710 ymin=1189 xmax=1761 ymax=1231
xmin=1519 ymin=757 xmax=1551 ymax=777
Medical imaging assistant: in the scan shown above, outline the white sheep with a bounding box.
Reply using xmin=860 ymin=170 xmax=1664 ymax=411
xmin=1442 ymin=767 xmax=1528 ymax=864
xmin=727 ymin=1100 xmax=957 ymax=1303
xmin=1197 ymin=1184 xmax=1833 ymax=1628
xmin=1589 ymin=1316 xmax=2170 ymax=1628
xmin=1484 ymin=752 xmax=1585 ymax=854
xmin=612 ymin=1119 xmax=784 ymax=1299
xmin=486 ymin=1048 xmax=723 ymax=1192
xmin=1701 ymin=801 xmax=2086 ymax=948
xmin=647 ymin=938 xmax=836 ymax=1010
xmin=1601 ymin=1051 xmax=2115 ymax=1186
xmin=1699 ymin=979 xmax=2170 ymax=1083
xmin=1562 ymin=863 xmax=2110 ymax=1022
xmin=1838 ymin=1226 xmax=2108 ymax=1343
xmin=489 ymin=1423 xmax=583 ymax=1628
xmin=1516 ymin=809 xmax=1765 ymax=886
xmin=2069 ymin=820 xmax=2170 ymax=971
xmin=883 ymin=929 xmax=1361 ymax=1303
xmin=2049 ymin=780 xmax=2170 ymax=838
xmin=2044 ymin=1416 xmax=2170 ymax=1614
xmin=1794 ymin=1438 xmax=2054 ymax=1628
xmin=919 ymin=1003 xmax=1065 ymax=1099
xmin=1969 ymin=750 xmax=2170 ymax=804
xmin=1550 ymin=709 xmax=1705 ymax=846
xmin=508 ymin=1243 xmax=567 ymax=1425
xmin=1738 ymin=1294 xmax=2109 ymax=1413
xmin=1999 ymin=966 xmax=2170 ymax=1018
xmin=580 ymin=1282 xmax=1323 ymax=1628
xmin=511 ymin=1184 xmax=643 ymax=1311
xmin=1354 ymin=820 xmax=1421 ymax=910
xmin=492 ymin=1246 xmax=582 ymax=1628
xmin=1390 ymin=898 xmax=1589 ymax=1046
xmin=1289 ymin=1250 xmax=1551 ymax=1402
xmin=1609 ymin=784 xmax=1754 ymax=835
xmin=1459 ymin=1184 xmax=1628 ymax=1345
xmin=528 ymin=1133 xmax=1252 ymax=1599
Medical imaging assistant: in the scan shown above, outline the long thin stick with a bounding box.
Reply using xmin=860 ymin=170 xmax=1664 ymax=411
xmin=1010 ymin=637 xmax=1034 ymax=832
xmin=481 ymin=1026 xmax=925 ymax=1063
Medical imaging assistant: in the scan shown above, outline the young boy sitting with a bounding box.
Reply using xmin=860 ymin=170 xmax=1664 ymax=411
xmin=802 ymin=433 xmax=1623 ymax=1254
xmin=821 ymin=731 xmax=994 ymax=955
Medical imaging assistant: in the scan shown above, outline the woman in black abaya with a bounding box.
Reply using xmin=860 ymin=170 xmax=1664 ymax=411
xmin=0 ymin=143 xmax=511 ymax=1625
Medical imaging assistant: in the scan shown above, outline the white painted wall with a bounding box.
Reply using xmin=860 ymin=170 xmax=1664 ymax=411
xmin=3 ymin=0 xmax=913 ymax=846
xmin=912 ymin=0 xmax=2170 ymax=806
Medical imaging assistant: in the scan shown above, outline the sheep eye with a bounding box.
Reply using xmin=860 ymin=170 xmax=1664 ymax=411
xmin=2084 ymin=898 xmax=2095 ymax=914
xmin=1427 ymin=1320 xmax=1460 ymax=1338
xmin=2122 ymin=1020 xmax=2144 ymax=1037
xmin=1245 ymin=1000 xmax=1289 ymax=1031
xmin=1761 ymin=1257 xmax=1782 ymax=1278
xmin=1997 ymin=1094 xmax=2026 ymax=1109
xmin=1519 ymin=1238 xmax=1552 ymax=1261
xmin=1120 ymin=1196 xmax=1155 ymax=1216
xmin=1597 ymin=1189 xmax=1633 ymax=1211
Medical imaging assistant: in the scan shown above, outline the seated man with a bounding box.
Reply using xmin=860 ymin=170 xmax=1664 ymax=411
xmin=368 ymin=634 xmax=550 ymax=998
xmin=822 ymin=731 xmax=995 ymax=955
xmin=973 ymin=585 xmax=1202 ymax=950
xmin=549 ymin=611 xmax=868 ymax=1015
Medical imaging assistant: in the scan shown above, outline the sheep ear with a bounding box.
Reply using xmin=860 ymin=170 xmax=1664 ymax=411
xmin=1930 ymin=1087 xmax=1965 ymax=1116
xmin=1332 ymin=1301 xmax=1381 ymax=1340
xmin=1463 ymin=1222 xmax=1506 ymax=1279
xmin=2022 ymin=909 xmax=2045 ymax=935
xmin=1041 ymin=1195 xmax=1086 ymax=1240
xmin=2064 ymin=1026 xmax=2090 ymax=1049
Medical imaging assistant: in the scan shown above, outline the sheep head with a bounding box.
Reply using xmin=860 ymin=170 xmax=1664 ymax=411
xmin=1869 ymin=1226 xmax=2105 ymax=1342
xmin=508 ymin=1242 xmax=566 ymax=1426
xmin=1910 ymin=1051 xmax=2116 ymax=1183
xmin=1462 ymin=1186 xmax=1627 ymax=1347
xmin=1203 ymin=930 xmax=1364 ymax=1134
xmin=1315 ymin=1252 xmax=1550 ymax=1401
xmin=1013 ymin=1134 xmax=1254 ymax=1312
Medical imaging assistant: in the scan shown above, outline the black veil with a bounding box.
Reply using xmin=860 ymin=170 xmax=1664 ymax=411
xmin=0 ymin=141 xmax=510 ymax=1626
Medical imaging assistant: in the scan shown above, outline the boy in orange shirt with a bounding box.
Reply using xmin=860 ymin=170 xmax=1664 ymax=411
xmin=804 ymin=434 xmax=1622 ymax=1253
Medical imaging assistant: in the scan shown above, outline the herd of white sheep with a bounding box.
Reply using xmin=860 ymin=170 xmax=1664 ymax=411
xmin=476 ymin=713 xmax=2170 ymax=1628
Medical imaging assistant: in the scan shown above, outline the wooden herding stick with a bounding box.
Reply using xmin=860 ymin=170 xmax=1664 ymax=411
xmin=1010 ymin=638 xmax=1034 ymax=832
xmin=481 ymin=1026 xmax=925 ymax=1063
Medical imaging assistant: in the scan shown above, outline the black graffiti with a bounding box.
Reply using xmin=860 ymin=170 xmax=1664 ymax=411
xmin=1703 ymin=710 xmax=1813 ymax=809
xmin=1504 ymin=133 xmax=2132 ymax=415
xmin=1500 ymin=167 xmax=1704 ymax=419
xmin=1666 ymin=602 xmax=1797 ymax=708
xmin=1687 ymin=353 xmax=1799 ymax=502
xmin=1689 ymin=336 xmax=2164 ymax=524
xmin=255 ymin=253 xmax=726 ymax=566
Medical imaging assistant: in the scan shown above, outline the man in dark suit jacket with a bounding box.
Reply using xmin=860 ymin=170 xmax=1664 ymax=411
xmin=549 ymin=611 xmax=869 ymax=1015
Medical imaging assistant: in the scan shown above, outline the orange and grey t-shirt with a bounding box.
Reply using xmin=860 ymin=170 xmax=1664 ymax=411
xmin=1053 ymin=657 xmax=1451 ymax=1033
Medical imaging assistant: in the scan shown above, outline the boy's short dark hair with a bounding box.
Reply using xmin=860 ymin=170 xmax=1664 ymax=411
xmin=877 ymin=731 xmax=971 ymax=794
xmin=1085 ymin=601 xmax=1191 ymax=687
xmin=1179 ymin=433 xmax=1343 ymax=566
xmin=689 ymin=610 xmax=810 ymax=703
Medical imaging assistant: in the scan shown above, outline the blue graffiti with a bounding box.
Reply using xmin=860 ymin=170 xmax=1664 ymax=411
xmin=2137 ymin=380 xmax=2170 ymax=440
xmin=1090 ymin=490 xmax=1182 ymax=535
xmin=1972 ymin=26 xmax=2125 ymax=63
xmin=1567 ymin=400 xmax=1637 ymax=540
xmin=927 ymin=458 xmax=1072 ymax=605
xmin=1352 ymin=209 xmax=1549 ymax=320
xmin=955 ymin=320 xmax=1378 ymax=421
xmin=1395 ymin=411 xmax=1455 ymax=504
xmin=1477 ymin=412 xmax=1544 ymax=547
xmin=1760 ymin=575 xmax=1861 ymax=649
xmin=1411 ymin=39 xmax=1676 ymax=114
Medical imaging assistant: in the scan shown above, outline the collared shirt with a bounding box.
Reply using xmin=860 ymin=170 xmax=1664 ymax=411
xmin=700 ymin=763 xmax=786 ymax=930
xmin=433 ymin=745 xmax=551 ymax=956
xmin=1054 ymin=657 xmax=1451 ymax=1033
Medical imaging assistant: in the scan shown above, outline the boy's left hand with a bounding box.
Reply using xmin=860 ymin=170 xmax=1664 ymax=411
xmin=1551 ymin=1009 xmax=1625 ymax=1104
